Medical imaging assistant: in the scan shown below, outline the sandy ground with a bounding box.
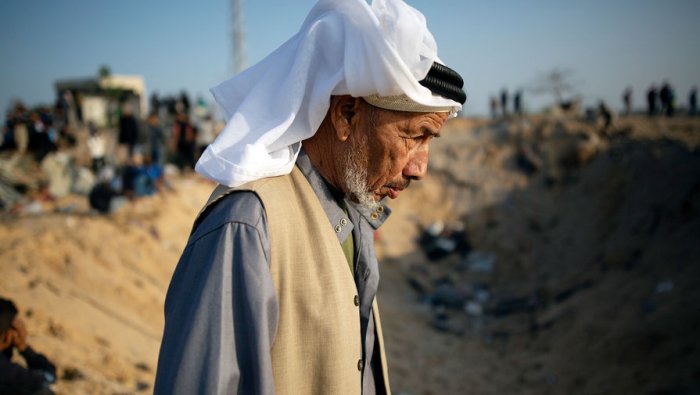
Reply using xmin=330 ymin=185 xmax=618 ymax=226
xmin=1 ymin=115 xmax=699 ymax=394
xmin=0 ymin=176 xmax=214 ymax=394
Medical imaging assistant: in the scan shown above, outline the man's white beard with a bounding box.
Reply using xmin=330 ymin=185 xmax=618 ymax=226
xmin=344 ymin=133 xmax=380 ymax=211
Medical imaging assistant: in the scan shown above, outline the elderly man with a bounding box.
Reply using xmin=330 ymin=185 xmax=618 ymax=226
xmin=154 ymin=0 xmax=465 ymax=394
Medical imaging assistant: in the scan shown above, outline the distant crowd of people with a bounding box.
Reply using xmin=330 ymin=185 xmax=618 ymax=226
xmin=624 ymin=82 xmax=697 ymax=117
xmin=1 ymin=102 xmax=75 ymax=163
xmin=0 ymin=89 xmax=220 ymax=214
xmin=490 ymin=88 xmax=524 ymax=119
xmin=484 ymin=82 xmax=697 ymax=121
xmin=89 ymin=91 xmax=219 ymax=212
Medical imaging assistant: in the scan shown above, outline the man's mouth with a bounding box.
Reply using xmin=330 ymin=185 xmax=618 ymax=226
xmin=387 ymin=187 xmax=402 ymax=199
xmin=385 ymin=181 xmax=409 ymax=199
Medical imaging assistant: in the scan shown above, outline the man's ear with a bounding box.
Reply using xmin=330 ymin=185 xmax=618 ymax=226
xmin=330 ymin=95 xmax=363 ymax=142
xmin=0 ymin=330 xmax=11 ymax=348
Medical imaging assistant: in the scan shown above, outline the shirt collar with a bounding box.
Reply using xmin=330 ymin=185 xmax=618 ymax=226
xmin=296 ymin=150 xmax=353 ymax=243
xmin=295 ymin=149 xmax=391 ymax=240
xmin=346 ymin=197 xmax=391 ymax=231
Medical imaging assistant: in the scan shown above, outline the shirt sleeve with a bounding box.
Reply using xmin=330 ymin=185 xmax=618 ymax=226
xmin=0 ymin=349 xmax=49 ymax=394
xmin=21 ymin=346 xmax=56 ymax=384
xmin=154 ymin=193 xmax=278 ymax=395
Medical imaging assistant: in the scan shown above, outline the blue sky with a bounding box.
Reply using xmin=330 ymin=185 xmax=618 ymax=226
xmin=1 ymin=0 xmax=698 ymax=117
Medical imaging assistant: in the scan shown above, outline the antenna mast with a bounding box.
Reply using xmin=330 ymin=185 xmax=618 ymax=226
xmin=231 ymin=0 xmax=245 ymax=74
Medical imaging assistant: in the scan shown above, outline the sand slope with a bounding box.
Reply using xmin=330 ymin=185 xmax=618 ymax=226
xmin=0 ymin=177 xmax=214 ymax=394
xmin=378 ymin=116 xmax=700 ymax=394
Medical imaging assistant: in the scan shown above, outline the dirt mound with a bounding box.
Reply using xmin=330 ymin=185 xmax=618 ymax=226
xmin=378 ymin=115 xmax=700 ymax=394
xmin=0 ymin=176 xmax=213 ymax=394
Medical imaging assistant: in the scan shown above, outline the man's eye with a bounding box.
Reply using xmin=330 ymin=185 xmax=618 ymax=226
xmin=422 ymin=129 xmax=439 ymax=139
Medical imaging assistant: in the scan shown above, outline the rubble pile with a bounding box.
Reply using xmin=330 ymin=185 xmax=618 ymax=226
xmin=0 ymin=127 xmax=97 ymax=215
xmin=379 ymin=115 xmax=700 ymax=394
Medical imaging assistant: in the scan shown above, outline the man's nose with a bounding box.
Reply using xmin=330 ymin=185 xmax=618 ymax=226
xmin=402 ymin=145 xmax=429 ymax=180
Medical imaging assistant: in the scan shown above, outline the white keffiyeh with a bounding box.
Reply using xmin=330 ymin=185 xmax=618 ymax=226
xmin=196 ymin=0 xmax=462 ymax=187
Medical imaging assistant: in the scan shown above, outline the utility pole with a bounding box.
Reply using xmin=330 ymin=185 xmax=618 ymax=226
xmin=231 ymin=0 xmax=245 ymax=75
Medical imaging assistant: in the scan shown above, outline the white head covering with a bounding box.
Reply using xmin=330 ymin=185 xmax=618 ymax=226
xmin=196 ymin=0 xmax=463 ymax=187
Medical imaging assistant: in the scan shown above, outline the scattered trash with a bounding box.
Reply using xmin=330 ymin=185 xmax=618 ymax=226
xmin=463 ymin=251 xmax=497 ymax=274
xmin=472 ymin=284 xmax=492 ymax=304
xmin=434 ymin=238 xmax=457 ymax=254
xmin=418 ymin=221 xmax=471 ymax=261
xmin=426 ymin=221 xmax=444 ymax=237
xmin=464 ymin=301 xmax=483 ymax=317
xmin=430 ymin=284 xmax=467 ymax=309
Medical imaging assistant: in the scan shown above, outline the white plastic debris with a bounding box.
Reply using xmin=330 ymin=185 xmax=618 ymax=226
xmin=464 ymin=251 xmax=497 ymax=274
xmin=464 ymin=301 xmax=484 ymax=316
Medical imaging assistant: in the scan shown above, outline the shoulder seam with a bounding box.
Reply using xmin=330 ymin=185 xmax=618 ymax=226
xmin=186 ymin=220 xmax=264 ymax=248
xmin=191 ymin=190 xmax=265 ymax=238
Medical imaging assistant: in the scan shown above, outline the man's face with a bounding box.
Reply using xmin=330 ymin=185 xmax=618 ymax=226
xmin=343 ymin=103 xmax=448 ymax=208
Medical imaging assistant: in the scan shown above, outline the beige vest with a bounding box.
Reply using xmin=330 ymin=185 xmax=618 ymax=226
xmin=202 ymin=167 xmax=391 ymax=394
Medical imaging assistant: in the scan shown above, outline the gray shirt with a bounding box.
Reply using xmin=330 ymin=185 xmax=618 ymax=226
xmin=154 ymin=150 xmax=391 ymax=394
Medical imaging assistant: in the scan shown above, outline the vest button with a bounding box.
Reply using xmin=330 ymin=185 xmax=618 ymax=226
xmin=357 ymin=359 xmax=364 ymax=371
xmin=353 ymin=295 xmax=360 ymax=306
xmin=340 ymin=218 xmax=348 ymax=226
xmin=377 ymin=206 xmax=384 ymax=213
xmin=370 ymin=212 xmax=379 ymax=220
xmin=335 ymin=225 xmax=342 ymax=233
